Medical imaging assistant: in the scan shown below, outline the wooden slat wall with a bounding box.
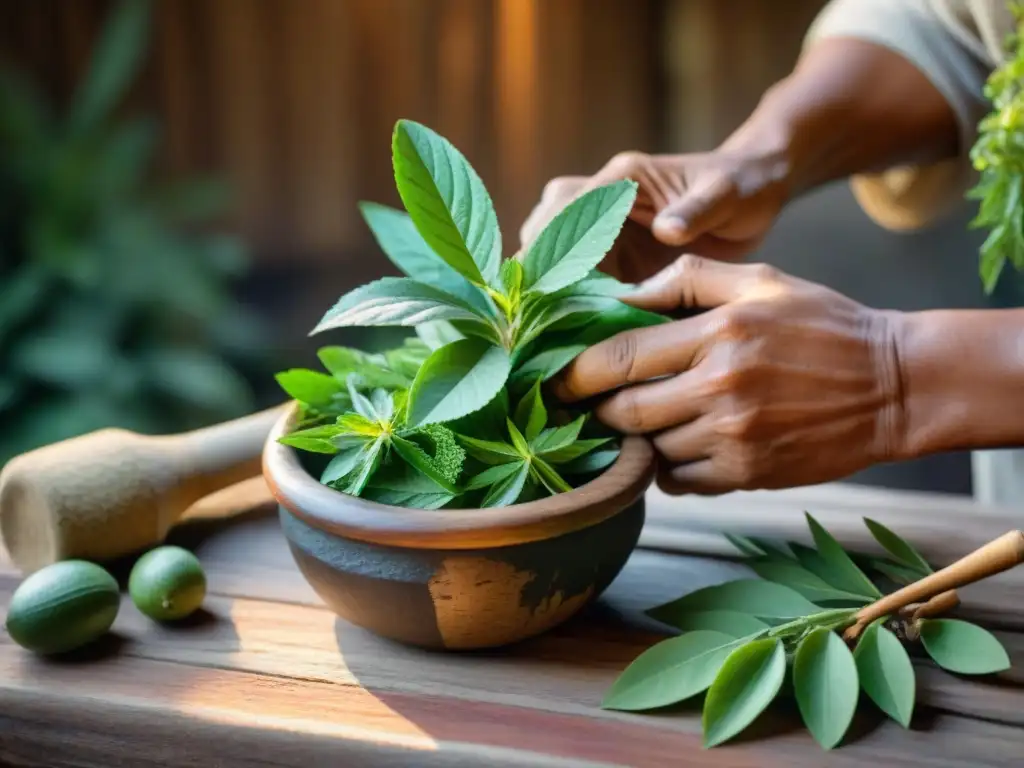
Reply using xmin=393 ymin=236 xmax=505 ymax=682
xmin=0 ymin=0 xmax=826 ymax=266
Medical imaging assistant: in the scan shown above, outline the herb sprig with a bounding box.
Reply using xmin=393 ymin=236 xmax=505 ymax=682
xmin=274 ymin=119 xmax=667 ymax=509
xmin=605 ymin=514 xmax=1012 ymax=750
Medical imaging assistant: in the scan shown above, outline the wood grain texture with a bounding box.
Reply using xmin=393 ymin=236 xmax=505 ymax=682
xmin=4 ymin=480 xmax=1024 ymax=765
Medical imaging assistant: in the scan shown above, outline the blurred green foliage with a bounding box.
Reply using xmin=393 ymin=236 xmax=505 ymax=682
xmin=0 ymin=0 xmax=267 ymax=465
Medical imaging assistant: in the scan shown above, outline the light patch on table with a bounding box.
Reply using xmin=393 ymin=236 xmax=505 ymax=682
xmin=427 ymin=557 xmax=592 ymax=649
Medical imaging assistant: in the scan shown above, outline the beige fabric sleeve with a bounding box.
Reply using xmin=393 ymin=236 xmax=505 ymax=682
xmin=804 ymin=0 xmax=992 ymax=231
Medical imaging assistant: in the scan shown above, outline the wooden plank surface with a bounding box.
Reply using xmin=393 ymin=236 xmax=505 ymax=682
xmin=2 ymin=483 xmax=1024 ymax=766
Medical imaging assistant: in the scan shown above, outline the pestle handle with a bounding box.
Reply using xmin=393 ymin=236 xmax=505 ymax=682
xmin=0 ymin=404 xmax=288 ymax=573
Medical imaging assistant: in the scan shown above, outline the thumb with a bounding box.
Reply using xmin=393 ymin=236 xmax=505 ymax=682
xmin=651 ymin=173 xmax=737 ymax=247
xmin=623 ymin=254 xmax=765 ymax=312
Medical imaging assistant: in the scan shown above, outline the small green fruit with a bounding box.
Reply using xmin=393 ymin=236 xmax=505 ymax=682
xmin=129 ymin=546 xmax=206 ymax=621
xmin=5 ymin=560 xmax=120 ymax=655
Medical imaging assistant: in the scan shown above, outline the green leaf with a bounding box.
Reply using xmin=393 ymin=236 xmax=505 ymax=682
xmin=517 ymin=296 xmax=612 ymax=347
xmin=510 ymin=345 xmax=586 ymax=385
xmin=864 ymin=518 xmax=932 ymax=576
xmin=725 ymin=534 xmax=766 ymax=558
xmin=531 ymin=456 xmax=573 ymax=494
xmin=667 ymin=611 xmax=771 ymax=639
xmin=747 ymin=538 xmax=794 ymax=560
xmin=648 ymin=579 xmax=820 ymax=626
xmin=521 ymin=181 xmax=638 ymax=295
xmin=321 ymin=444 xmax=371 ymax=485
xmin=789 ymin=542 xmax=843 ymax=585
xmin=602 ymin=630 xmax=740 ymax=711
xmin=456 ymin=434 xmax=521 ymax=464
xmin=506 ymin=418 xmax=531 ymax=456
xmin=746 ymin=560 xmax=871 ymax=606
xmin=336 ymin=413 xmax=382 ymax=438
xmin=416 ymin=320 xmax=465 ymax=350
xmin=391 ymin=435 xmax=460 ymax=493
xmin=466 ymin=462 xmax=522 ymax=490
xmin=854 ymin=622 xmax=915 ymax=728
xmin=447 ymin=389 xmax=509 ymax=439
xmin=392 ymin=119 xmax=501 ymax=286
xmin=702 ymin=637 xmax=786 ymax=748
xmin=557 ymin=448 xmax=620 ymax=474
xmin=919 ymin=619 xmax=1011 ymax=675
xmin=340 ymin=436 xmax=386 ymax=495
xmin=363 ymin=460 xmax=455 ymax=509
xmin=312 ymin=277 xmax=493 ymax=336
xmin=531 ymin=415 xmax=586 ymax=454
xmin=407 ymin=338 xmax=511 ymax=426
xmin=806 ymin=513 xmax=882 ymax=598
xmin=513 ymin=377 xmax=548 ymax=442
xmin=346 ymin=376 xmax=379 ymax=421
xmin=538 ymin=437 xmax=613 ymax=464
xmin=69 ymin=0 xmax=151 ymax=137
xmin=358 ymin=201 xmax=493 ymax=315
xmin=500 ymin=258 xmax=523 ymax=305
xmin=793 ymin=628 xmax=859 ymax=750
xmin=870 ymin=560 xmax=921 ymax=586
xmin=481 ymin=461 xmax=530 ymax=507
xmin=278 ymin=433 xmax=339 ymax=454
xmin=317 ymin=346 xmax=410 ymax=390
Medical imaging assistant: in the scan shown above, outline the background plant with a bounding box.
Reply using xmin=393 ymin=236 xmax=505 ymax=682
xmin=0 ymin=0 xmax=267 ymax=466
xmin=603 ymin=514 xmax=1011 ymax=750
xmin=275 ymin=119 xmax=668 ymax=508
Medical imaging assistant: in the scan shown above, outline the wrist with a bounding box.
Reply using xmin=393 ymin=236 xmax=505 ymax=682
xmin=894 ymin=309 xmax=1024 ymax=459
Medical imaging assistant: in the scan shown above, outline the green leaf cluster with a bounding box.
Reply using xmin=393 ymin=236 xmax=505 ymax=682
xmin=0 ymin=0 xmax=266 ymax=466
xmin=274 ymin=118 xmax=668 ymax=509
xmin=967 ymin=2 xmax=1024 ymax=293
xmin=604 ymin=513 xmax=1012 ymax=751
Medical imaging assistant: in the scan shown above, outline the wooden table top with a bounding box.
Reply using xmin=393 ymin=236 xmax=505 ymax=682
xmin=2 ymin=480 xmax=1023 ymax=767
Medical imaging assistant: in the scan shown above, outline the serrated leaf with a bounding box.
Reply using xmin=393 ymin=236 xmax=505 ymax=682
xmin=318 ymin=346 xmax=409 ymax=390
xmin=665 ymin=611 xmax=770 ymax=639
xmin=510 ymin=345 xmax=586 ymax=385
xmin=466 ymin=462 xmax=522 ymax=490
xmin=363 ymin=461 xmax=455 ymax=509
xmin=806 ymin=513 xmax=882 ymax=599
xmin=513 ymin=377 xmax=547 ymax=442
xmin=602 ymin=631 xmax=740 ymax=711
xmin=539 ymin=437 xmax=613 ymax=464
xmin=447 ymin=389 xmax=509 ymax=439
xmin=854 ymin=622 xmax=915 ymax=728
xmin=647 ymin=579 xmax=820 ymax=625
xmin=725 ymin=534 xmax=766 ymax=558
xmin=919 ymin=619 xmax=1011 ymax=675
xmin=531 ymin=456 xmax=573 ymax=494
xmin=557 ymin=447 xmax=620 ymax=474
xmin=275 ymin=369 xmax=344 ymax=408
xmin=407 ymin=338 xmax=511 ymax=426
xmin=321 ymin=443 xmax=373 ymax=485
xmin=392 ymin=119 xmax=501 ymax=286
xmin=456 ymin=434 xmax=521 ymax=464
xmin=864 ymin=518 xmax=932 ymax=576
xmin=702 ymin=637 xmax=786 ymax=748
xmin=531 ymin=415 xmax=586 ymax=454
xmin=392 ymin=435 xmax=460 ymax=493
xmin=747 ymin=560 xmax=872 ymax=606
xmin=481 ymin=461 xmax=530 ymax=507
xmin=522 ymin=181 xmax=638 ymax=295
xmin=416 ymin=320 xmax=465 ymax=350
xmin=312 ymin=277 xmax=493 ymax=337
xmin=793 ymin=628 xmax=859 ymax=749
xmin=517 ymin=295 xmax=612 ymax=347
xmin=358 ymin=201 xmax=494 ymax=315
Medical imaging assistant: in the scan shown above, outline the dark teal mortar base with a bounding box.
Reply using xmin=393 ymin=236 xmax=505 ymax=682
xmin=279 ymin=500 xmax=645 ymax=650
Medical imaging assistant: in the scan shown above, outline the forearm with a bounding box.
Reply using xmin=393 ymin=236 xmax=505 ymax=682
xmin=720 ymin=38 xmax=959 ymax=199
xmin=895 ymin=310 xmax=1024 ymax=458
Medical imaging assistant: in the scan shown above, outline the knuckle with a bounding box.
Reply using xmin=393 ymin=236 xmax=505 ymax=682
xmin=717 ymin=307 xmax=757 ymax=340
xmin=750 ymin=262 xmax=780 ymax=284
xmin=666 ymin=253 xmax=705 ymax=305
xmin=605 ymin=333 xmax=640 ymax=383
xmin=606 ymin=388 xmax=647 ymax=432
xmin=605 ymin=150 xmax=647 ymax=178
xmin=542 ymin=176 xmax=578 ymax=201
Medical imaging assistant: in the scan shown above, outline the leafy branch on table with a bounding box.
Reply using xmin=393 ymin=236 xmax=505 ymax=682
xmin=604 ymin=514 xmax=1016 ymax=750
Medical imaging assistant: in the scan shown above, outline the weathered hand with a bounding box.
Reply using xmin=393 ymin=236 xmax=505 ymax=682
xmin=519 ymin=150 xmax=790 ymax=282
xmin=553 ymin=256 xmax=907 ymax=494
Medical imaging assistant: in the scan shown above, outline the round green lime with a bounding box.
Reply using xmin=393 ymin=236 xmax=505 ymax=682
xmin=5 ymin=559 xmax=120 ymax=655
xmin=128 ymin=546 xmax=206 ymax=621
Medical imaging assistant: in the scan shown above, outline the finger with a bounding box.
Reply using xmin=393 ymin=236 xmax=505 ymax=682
xmin=552 ymin=320 xmax=706 ymax=403
xmin=622 ymin=254 xmax=782 ymax=313
xmin=656 ymin=459 xmax=734 ymax=496
xmin=593 ymin=375 xmax=705 ymax=434
xmin=519 ymin=176 xmax=588 ymax=247
xmin=652 ymin=174 xmax=738 ymax=247
xmin=651 ymin=415 xmax=716 ymax=462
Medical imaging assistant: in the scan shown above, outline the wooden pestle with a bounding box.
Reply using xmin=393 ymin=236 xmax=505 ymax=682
xmin=843 ymin=530 xmax=1024 ymax=641
xmin=0 ymin=405 xmax=288 ymax=574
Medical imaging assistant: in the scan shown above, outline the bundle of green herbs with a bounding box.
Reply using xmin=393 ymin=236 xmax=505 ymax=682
xmin=605 ymin=514 xmax=1012 ymax=750
xmin=274 ymin=119 xmax=667 ymax=508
